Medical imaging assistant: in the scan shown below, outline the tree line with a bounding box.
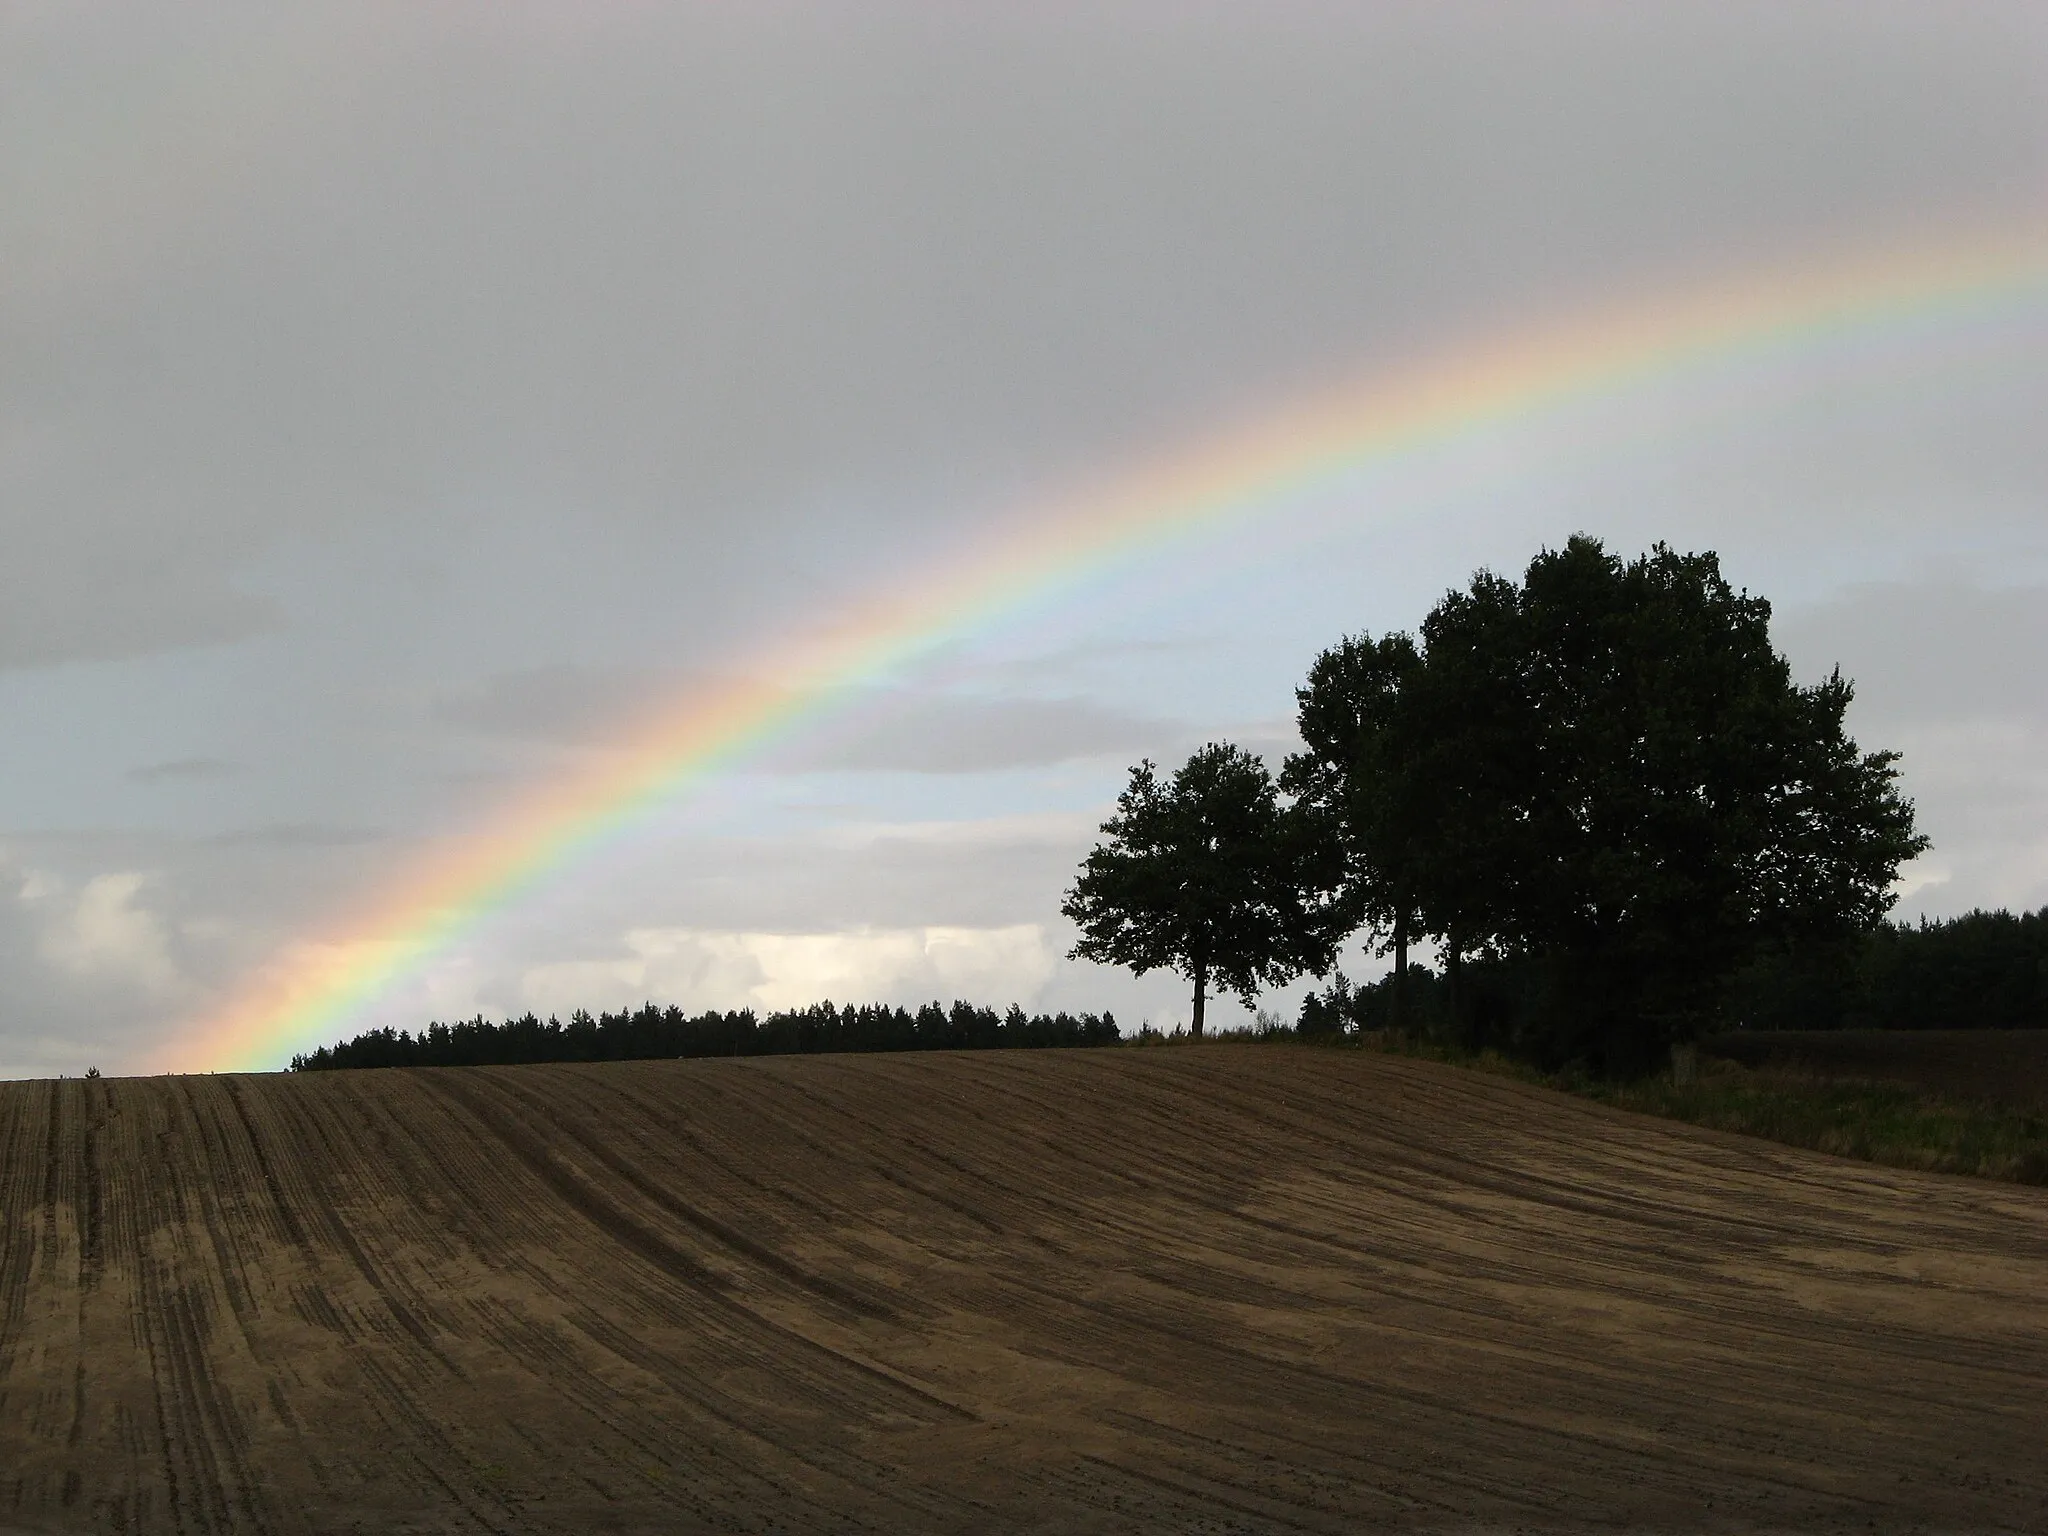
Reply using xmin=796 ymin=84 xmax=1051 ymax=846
xmin=1727 ymin=905 xmax=2048 ymax=1032
xmin=289 ymin=998 xmax=1121 ymax=1071
xmin=1298 ymin=904 xmax=2048 ymax=1039
xmin=1066 ymin=536 xmax=1934 ymax=1075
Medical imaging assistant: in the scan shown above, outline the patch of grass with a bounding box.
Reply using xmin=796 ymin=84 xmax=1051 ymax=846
xmin=1355 ymin=1032 xmax=2048 ymax=1185
xmin=1586 ymin=1069 xmax=2048 ymax=1184
xmin=1354 ymin=1030 xmax=1549 ymax=1083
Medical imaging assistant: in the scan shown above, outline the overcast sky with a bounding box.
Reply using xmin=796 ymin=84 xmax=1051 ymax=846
xmin=5 ymin=3 xmax=2047 ymax=1077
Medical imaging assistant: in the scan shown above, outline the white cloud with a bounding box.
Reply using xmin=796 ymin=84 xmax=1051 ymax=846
xmin=0 ymin=853 xmax=207 ymax=1075
xmin=1883 ymin=718 xmax=2048 ymax=918
xmin=23 ymin=870 xmax=183 ymax=997
xmin=515 ymin=923 xmax=1059 ymax=1019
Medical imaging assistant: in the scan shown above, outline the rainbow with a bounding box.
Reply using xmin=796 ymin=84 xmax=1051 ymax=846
xmin=158 ymin=227 xmax=2048 ymax=1074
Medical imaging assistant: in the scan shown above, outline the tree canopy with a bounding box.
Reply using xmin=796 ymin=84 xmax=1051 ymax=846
xmin=1288 ymin=536 xmax=1927 ymax=1072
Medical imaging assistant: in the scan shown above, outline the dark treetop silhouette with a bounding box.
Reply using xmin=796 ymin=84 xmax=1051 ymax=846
xmin=1293 ymin=537 xmax=1925 ymax=1070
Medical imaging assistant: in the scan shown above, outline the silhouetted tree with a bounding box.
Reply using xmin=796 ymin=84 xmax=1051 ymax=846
xmin=1063 ymin=743 xmax=1322 ymax=1035
xmin=1291 ymin=537 xmax=1928 ymax=1072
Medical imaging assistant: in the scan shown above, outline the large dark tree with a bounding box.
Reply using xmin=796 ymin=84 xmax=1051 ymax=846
xmin=1063 ymin=743 xmax=1322 ymax=1035
xmin=1297 ymin=537 xmax=1928 ymax=1072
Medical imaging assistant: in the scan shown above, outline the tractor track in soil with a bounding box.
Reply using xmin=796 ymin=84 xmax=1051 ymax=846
xmin=2 ymin=1047 xmax=2045 ymax=1532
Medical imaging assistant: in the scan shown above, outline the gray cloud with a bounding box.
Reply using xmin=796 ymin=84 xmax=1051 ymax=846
xmin=127 ymin=757 xmax=240 ymax=784
xmin=488 ymin=816 xmax=1095 ymax=948
xmin=1772 ymin=577 xmax=2048 ymax=918
xmin=0 ymin=540 xmax=277 ymax=671
xmin=432 ymin=665 xmax=663 ymax=746
xmin=6 ymin=5 xmax=2044 ymax=666
xmin=202 ymin=823 xmax=385 ymax=849
xmin=784 ymin=693 xmax=1180 ymax=775
xmin=438 ymin=662 xmax=1179 ymax=773
xmin=1776 ymin=579 xmax=2048 ymax=729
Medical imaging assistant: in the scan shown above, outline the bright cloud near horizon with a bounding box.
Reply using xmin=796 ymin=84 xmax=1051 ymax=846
xmin=5 ymin=3 xmax=2048 ymax=1077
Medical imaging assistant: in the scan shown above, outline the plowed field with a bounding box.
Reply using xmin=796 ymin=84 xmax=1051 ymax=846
xmin=3 ymin=1048 xmax=2045 ymax=1534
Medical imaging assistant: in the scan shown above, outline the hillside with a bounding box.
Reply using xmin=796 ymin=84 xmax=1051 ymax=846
xmin=4 ymin=1048 xmax=2046 ymax=1533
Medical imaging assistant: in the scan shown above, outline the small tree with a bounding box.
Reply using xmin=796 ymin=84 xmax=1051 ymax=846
xmin=1063 ymin=743 xmax=1318 ymax=1035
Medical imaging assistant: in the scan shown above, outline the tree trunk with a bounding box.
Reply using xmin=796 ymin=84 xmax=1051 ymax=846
xmin=1446 ymin=941 xmax=1465 ymax=1047
xmin=1191 ymin=962 xmax=1208 ymax=1038
xmin=1392 ymin=910 xmax=1409 ymax=1035
xmin=1670 ymin=1040 xmax=1699 ymax=1086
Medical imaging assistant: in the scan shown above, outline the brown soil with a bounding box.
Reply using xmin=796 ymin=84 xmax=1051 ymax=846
xmin=3 ymin=1047 xmax=2046 ymax=1534
xmin=1704 ymin=1028 xmax=2048 ymax=1112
